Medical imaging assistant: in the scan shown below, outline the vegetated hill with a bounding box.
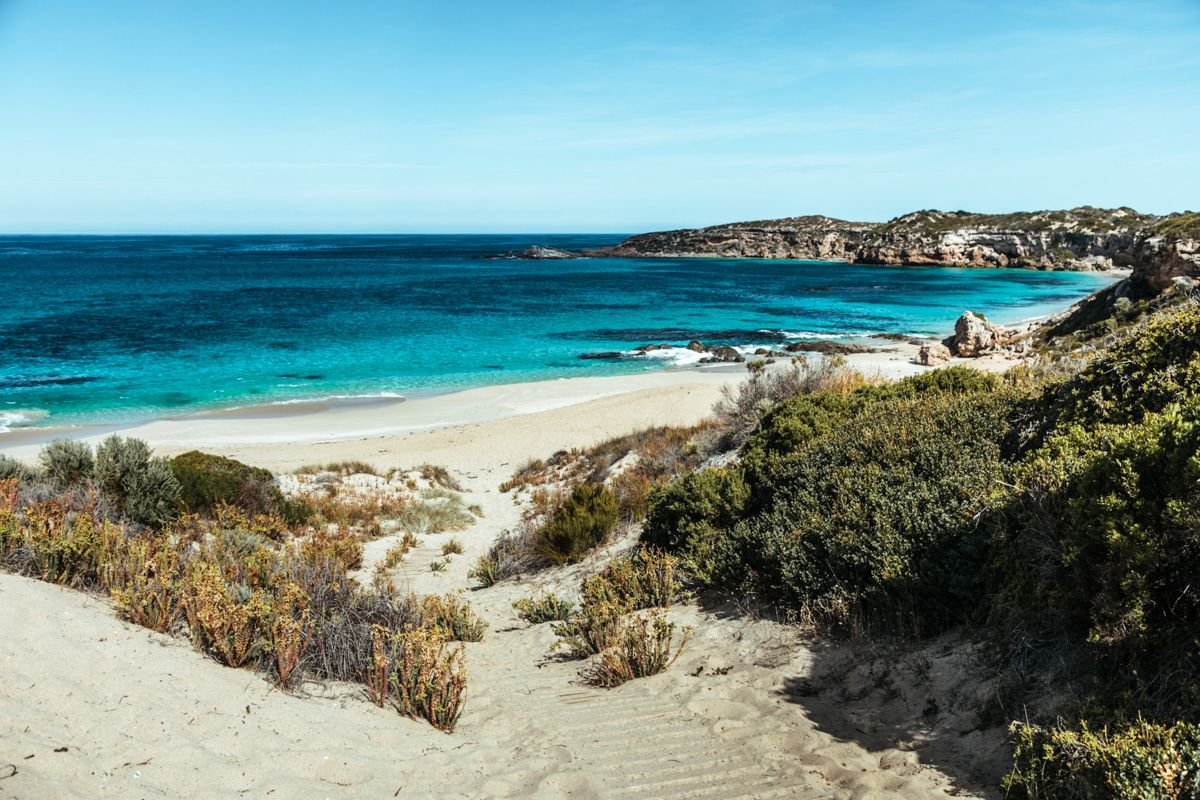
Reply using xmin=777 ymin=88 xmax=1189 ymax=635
xmin=608 ymin=207 xmax=1200 ymax=286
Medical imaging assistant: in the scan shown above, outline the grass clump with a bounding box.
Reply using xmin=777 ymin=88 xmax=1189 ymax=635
xmin=535 ymin=483 xmax=619 ymax=565
xmin=440 ymin=538 xmax=463 ymax=557
xmin=295 ymin=460 xmax=378 ymax=476
xmin=512 ymin=592 xmax=575 ymax=624
xmin=417 ymin=464 xmax=463 ymax=492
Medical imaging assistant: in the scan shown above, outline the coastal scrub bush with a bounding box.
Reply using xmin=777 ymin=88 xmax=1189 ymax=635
xmin=552 ymin=549 xmax=682 ymax=658
xmin=551 ymin=594 xmax=628 ymax=659
xmin=300 ymin=527 xmax=364 ymax=572
xmin=535 ymin=483 xmax=619 ymax=565
xmin=582 ymin=612 xmax=693 ymax=689
xmin=1033 ymin=301 xmax=1200 ymax=438
xmin=170 ymin=450 xmax=282 ymax=516
xmin=110 ymin=535 xmax=184 ymax=632
xmin=712 ymin=357 xmax=871 ymax=451
xmin=988 ymin=398 xmax=1200 ymax=713
xmin=1004 ymin=719 xmax=1200 ymax=799
xmin=94 ymin=436 xmax=181 ymax=527
xmin=180 ymin=559 xmax=272 ymax=668
xmin=642 ymin=468 xmax=749 ymax=582
xmin=0 ymin=454 xmax=35 ymax=482
xmin=716 ymin=391 xmax=1012 ymax=632
xmin=39 ymin=439 xmax=95 ymax=488
xmin=513 ymin=592 xmax=575 ymax=624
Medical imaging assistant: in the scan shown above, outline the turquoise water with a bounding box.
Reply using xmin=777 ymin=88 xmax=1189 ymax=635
xmin=0 ymin=235 xmax=1114 ymax=430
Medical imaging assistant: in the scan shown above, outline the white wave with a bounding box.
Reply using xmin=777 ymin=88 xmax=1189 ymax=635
xmin=623 ymin=347 xmax=707 ymax=366
xmin=262 ymin=391 xmax=407 ymax=407
xmin=0 ymin=408 xmax=48 ymax=432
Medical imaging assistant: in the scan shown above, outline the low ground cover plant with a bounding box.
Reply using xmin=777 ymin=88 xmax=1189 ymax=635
xmin=0 ymin=445 xmax=483 ymax=732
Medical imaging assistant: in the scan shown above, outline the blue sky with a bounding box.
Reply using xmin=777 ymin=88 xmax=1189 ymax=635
xmin=0 ymin=1 xmax=1196 ymax=233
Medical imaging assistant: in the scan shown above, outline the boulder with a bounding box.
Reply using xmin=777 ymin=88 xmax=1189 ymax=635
xmin=950 ymin=311 xmax=999 ymax=357
xmin=705 ymin=346 xmax=744 ymax=363
xmin=918 ymin=342 xmax=952 ymax=366
xmin=686 ymin=340 xmax=707 ymax=352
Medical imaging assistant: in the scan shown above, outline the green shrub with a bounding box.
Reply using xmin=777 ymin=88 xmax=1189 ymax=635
xmin=535 ymin=483 xmax=619 ymax=565
xmin=94 ymin=436 xmax=181 ymax=527
xmin=38 ymin=439 xmax=94 ymax=488
xmin=1036 ymin=302 xmax=1200 ymax=436
xmin=170 ymin=451 xmax=281 ymax=515
xmin=642 ymin=468 xmax=748 ymax=581
xmin=1005 ymin=719 xmax=1200 ymax=799
xmin=739 ymin=365 xmax=1001 ymax=486
xmin=989 ymin=398 xmax=1200 ymax=712
xmin=719 ymin=392 xmax=1013 ymax=632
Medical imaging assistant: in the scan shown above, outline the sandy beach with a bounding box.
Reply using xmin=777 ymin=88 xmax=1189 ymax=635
xmin=0 ymin=342 xmax=1015 ymax=799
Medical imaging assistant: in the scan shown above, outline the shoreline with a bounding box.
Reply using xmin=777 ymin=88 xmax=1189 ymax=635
xmin=0 ymin=270 xmax=1119 ymax=467
xmin=0 ymin=343 xmax=964 ymax=471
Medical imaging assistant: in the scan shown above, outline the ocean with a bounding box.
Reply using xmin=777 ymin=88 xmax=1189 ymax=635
xmin=0 ymin=234 xmax=1115 ymax=430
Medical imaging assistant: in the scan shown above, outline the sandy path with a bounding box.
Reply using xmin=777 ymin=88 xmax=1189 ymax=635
xmin=0 ymin=459 xmax=997 ymax=799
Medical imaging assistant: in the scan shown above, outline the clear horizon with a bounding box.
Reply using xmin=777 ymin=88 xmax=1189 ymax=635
xmin=1 ymin=1 xmax=1197 ymax=234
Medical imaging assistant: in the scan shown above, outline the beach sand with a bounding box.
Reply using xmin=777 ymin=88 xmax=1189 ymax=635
xmin=0 ymin=345 xmax=1008 ymax=798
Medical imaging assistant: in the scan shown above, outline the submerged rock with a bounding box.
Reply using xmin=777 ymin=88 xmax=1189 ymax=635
xmin=509 ymin=245 xmax=579 ymax=260
xmin=785 ymin=341 xmax=877 ymax=355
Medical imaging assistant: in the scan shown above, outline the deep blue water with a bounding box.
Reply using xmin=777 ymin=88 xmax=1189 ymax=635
xmin=0 ymin=234 xmax=1114 ymax=430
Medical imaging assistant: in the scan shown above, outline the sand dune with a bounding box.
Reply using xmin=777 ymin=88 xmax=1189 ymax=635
xmin=0 ymin=351 xmax=1007 ymax=798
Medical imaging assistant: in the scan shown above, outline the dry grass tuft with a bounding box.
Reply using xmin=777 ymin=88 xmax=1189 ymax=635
xmin=419 ymin=592 xmax=488 ymax=641
xmin=370 ymin=624 xmax=468 ymax=732
xmin=582 ymin=612 xmax=693 ymax=688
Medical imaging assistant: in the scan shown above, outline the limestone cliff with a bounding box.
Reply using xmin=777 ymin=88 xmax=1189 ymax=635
xmin=606 ymin=208 xmax=1200 ymax=286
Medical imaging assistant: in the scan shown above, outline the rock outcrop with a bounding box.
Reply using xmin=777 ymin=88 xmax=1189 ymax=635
xmin=948 ymin=312 xmax=1002 ymax=357
xmin=918 ymin=342 xmax=952 ymax=366
xmin=605 ymin=208 xmax=1200 ymax=280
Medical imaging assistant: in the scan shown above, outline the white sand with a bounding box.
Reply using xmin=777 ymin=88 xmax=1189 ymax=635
xmin=0 ymin=348 xmax=1006 ymax=798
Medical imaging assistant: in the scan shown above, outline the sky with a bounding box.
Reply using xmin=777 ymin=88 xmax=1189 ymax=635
xmin=0 ymin=1 xmax=1197 ymax=233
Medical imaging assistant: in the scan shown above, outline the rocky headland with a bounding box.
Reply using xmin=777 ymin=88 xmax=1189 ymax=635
xmin=602 ymin=207 xmax=1200 ymax=292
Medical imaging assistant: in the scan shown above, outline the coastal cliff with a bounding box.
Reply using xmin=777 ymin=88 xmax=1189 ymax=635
xmin=606 ymin=207 xmax=1200 ymax=287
